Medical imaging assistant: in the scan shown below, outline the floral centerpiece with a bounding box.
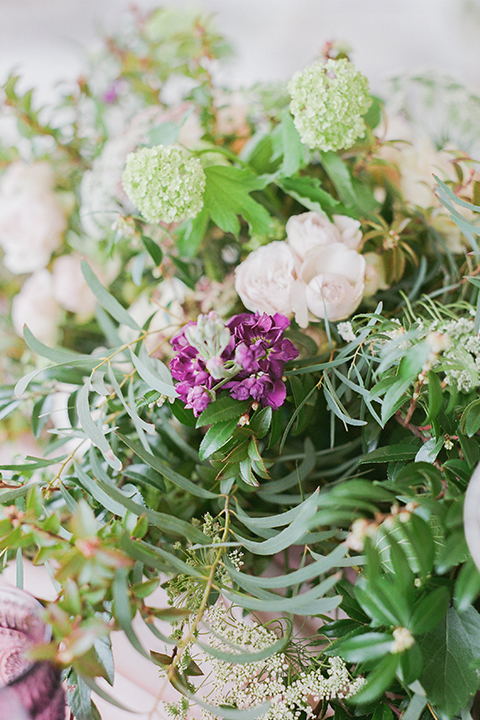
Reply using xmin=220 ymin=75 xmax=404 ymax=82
xmin=1 ymin=6 xmax=480 ymax=720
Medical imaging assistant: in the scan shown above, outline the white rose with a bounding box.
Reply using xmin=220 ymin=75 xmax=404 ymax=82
xmin=52 ymin=255 xmax=98 ymax=319
xmin=332 ymin=215 xmax=363 ymax=250
xmin=286 ymin=212 xmax=342 ymax=264
xmin=0 ymin=162 xmax=67 ymax=274
xmin=296 ymin=243 xmax=366 ymax=324
xmin=234 ymin=242 xmax=296 ymax=316
xmin=11 ymin=270 xmax=62 ymax=344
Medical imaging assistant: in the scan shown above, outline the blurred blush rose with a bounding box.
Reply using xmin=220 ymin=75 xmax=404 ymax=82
xmin=52 ymin=255 xmax=97 ymax=319
xmin=0 ymin=162 xmax=67 ymax=274
xmin=286 ymin=212 xmax=342 ymax=264
xmin=363 ymin=252 xmax=389 ymax=297
xmin=234 ymin=242 xmax=296 ymax=316
xmin=296 ymin=243 xmax=366 ymax=324
xmin=11 ymin=270 xmax=61 ymax=344
xmin=214 ymin=92 xmax=250 ymax=138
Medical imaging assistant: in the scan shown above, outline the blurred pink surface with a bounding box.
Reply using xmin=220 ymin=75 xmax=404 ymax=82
xmin=2 ymin=562 xmax=182 ymax=719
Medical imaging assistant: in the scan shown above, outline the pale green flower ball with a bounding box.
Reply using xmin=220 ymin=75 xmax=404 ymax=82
xmin=288 ymin=58 xmax=372 ymax=152
xmin=122 ymin=145 xmax=206 ymax=224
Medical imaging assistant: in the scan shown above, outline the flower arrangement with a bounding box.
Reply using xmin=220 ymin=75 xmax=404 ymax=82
xmin=1 ymin=6 xmax=480 ymax=720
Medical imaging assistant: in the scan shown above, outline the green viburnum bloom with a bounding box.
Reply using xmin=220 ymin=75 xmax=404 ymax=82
xmin=288 ymin=58 xmax=372 ymax=152
xmin=122 ymin=145 xmax=206 ymax=224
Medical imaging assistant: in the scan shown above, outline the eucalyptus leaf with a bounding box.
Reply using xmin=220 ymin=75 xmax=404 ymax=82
xmin=81 ymin=261 xmax=141 ymax=330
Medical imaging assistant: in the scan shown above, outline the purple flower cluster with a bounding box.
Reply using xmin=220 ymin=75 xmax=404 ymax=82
xmin=170 ymin=312 xmax=299 ymax=417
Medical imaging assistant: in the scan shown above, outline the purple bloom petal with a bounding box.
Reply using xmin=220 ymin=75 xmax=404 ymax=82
xmin=171 ymin=310 xmax=298 ymax=415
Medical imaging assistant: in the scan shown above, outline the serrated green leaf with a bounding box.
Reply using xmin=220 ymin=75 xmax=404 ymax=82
xmin=419 ymin=606 xmax=480 ymax=717
xmin=203 ymin=165 xmax=272 ymax=238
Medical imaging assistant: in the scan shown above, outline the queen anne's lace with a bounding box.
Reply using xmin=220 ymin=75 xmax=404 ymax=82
xmin=201 ymin=606 xmax=364 ymax=720
xmin=288 ymin=58 xmax=371 ymax=151
xmin=122 ymin=144 xmax=206 ymax=223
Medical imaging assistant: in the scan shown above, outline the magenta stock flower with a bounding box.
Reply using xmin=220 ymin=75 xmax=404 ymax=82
xmin=170 ymin=311 xmax=298 ymax=416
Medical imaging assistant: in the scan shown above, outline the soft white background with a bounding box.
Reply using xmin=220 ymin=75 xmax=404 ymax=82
xmin=1 ymin=0 xmax=480 ymax=100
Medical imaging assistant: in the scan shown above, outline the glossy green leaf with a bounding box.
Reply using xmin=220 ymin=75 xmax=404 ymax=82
xmin=410 ymin=586 xmax=450 ymax=635
xmin=454 ymin=558 xmax=480 ymax=613
xmin=332 ymin=632 xmax=393 ymax=662
xmin=461 ymin=399 xmax=480 ymax=438
xmin=359 ymin=444 xmax=419 ymax=464
xmin=351 ymin=653 xmax=399 ymax=705
xmin=196 ymin=395 xmax=250 ymax=427
xmin=199 ymin=418 xmax=239 ymax=459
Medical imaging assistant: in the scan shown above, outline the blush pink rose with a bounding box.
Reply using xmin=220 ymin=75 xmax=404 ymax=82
xmin=294 ymin=243 xmax=366 ymax=325
xmin=234 ymin=242 xmax=296 ymax=316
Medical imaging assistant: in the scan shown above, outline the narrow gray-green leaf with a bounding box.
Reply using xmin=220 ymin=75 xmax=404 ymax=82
xmin=81 ymin=261 xmax=140 ymax=330
xmin=130 ymin=349 xmax=177 ymax=398
xmin=233 ymin=491 xmax=318 ymax=554
xmin=74 ymin=463 xmax=126 ymax=517
xmin=198 ymin=635 xmax=288 ymax=664
xmin=117 ymin=434 xmax=218 ymax=499
xmin=76 ymin=384 xmax=121 ymax=471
